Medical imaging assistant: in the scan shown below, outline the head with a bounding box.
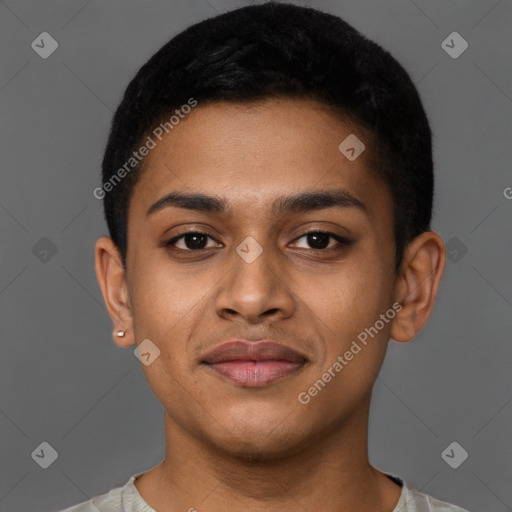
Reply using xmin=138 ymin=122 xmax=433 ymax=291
xmin=95 ymin=3 xmax=445 ymax=459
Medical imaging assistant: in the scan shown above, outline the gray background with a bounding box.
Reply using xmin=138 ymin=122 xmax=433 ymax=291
xmin=0 ymin=0 xmax=510 ymax=511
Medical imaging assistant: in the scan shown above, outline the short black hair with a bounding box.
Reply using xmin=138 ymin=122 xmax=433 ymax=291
xmin=100 ymin=1 xmax=433 ymax=273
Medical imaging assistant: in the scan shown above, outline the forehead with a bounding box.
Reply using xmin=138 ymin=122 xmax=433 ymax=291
xmin=128 ymin=98 xmax=391 ymax=223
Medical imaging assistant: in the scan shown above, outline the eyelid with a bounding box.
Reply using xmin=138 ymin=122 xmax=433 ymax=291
xmin=165 ymin=228 xmax=353 ymax=252
xmin=290 ymin=230 xmax=353 ymax=249
xmin=166 ymin=229 xmax=222 ymax=250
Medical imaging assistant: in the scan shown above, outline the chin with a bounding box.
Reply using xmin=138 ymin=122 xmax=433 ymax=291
xmin=213 ymin=434 xmax=306 ymax=463
xmin=204 ymin=412 xmax=313 ymax=462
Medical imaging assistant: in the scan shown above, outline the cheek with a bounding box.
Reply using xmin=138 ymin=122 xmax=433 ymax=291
xmin=308 ymin=263 xmax=390 ymax=328
xmin=301 ymin=272 xmax=392 ymax=412
xmin=302 ymin=259 xmax=394 ymax=384
xmin=131 ymin=253 xmax=208 ymax=320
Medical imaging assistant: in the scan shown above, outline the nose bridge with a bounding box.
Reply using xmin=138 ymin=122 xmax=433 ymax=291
xmin=231 ymin=234 xmax=277 ymax=294
xmin=215 ymin=233 xmax=293 ymax=321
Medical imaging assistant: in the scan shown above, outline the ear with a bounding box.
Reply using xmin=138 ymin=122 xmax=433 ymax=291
xmin=390 ymin=231 xmax=446 ymax=343
xmin=95 ymin=236 xmax=135 ymax=347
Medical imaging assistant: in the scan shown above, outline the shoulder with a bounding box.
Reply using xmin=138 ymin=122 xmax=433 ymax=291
xmin=402 ymin=484 xmax=471 ymax=512
xmin=54 ymin=480 xmax=125 ymax=512
xmin=385 ymin=473 xmax=470 ymax=512
xmin=54 ymin=472 xmax=156 ymax=512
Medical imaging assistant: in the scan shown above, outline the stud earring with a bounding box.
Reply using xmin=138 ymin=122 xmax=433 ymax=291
xmin=115 ymin=329 xmax=126 ymax=337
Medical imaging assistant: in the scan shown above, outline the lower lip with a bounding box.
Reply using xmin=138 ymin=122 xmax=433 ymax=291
xmin=204 ymin=360 xmax=304 ymax=387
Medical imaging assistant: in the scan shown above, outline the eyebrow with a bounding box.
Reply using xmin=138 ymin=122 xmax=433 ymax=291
xmin=146 ymin=189 xmax=367 ymax=217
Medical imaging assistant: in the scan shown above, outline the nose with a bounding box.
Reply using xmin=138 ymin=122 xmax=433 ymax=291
xmin=214 ymin=240 xmax=295 ymax=324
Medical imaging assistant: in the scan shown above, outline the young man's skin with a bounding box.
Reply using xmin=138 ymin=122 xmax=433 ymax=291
xmin=95 ymin=98 xmax=446 ymax=512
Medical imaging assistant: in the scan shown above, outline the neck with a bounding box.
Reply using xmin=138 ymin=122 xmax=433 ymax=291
xmin=134 ymin=392 xmax=402 ymax=511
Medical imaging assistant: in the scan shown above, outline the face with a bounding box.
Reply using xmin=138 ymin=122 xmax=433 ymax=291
xmin=117 ymin=98 xmax=399 ymax=458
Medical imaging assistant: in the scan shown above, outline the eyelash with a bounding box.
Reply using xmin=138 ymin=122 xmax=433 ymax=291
xmin=165 ymin=230 xmax=353 ymax=254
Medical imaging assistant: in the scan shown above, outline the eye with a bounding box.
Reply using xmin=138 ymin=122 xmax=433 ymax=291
xmin=165 ymin=229 xmax=353 ymax=254
xmin=166 ymin=231 xmax=221 ymax=251
xmin=291 ymin=231 xmax=353 ymax=251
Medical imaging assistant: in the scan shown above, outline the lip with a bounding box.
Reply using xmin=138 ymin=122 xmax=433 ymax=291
xmin=201 ymin=340 xmax=307 ymax=387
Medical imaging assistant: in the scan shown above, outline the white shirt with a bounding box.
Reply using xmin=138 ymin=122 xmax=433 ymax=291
xmin=56 ymin=472 xmax=470 ymax=512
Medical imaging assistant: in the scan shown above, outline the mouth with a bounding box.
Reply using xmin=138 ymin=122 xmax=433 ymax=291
xmin=200 ymin=340 xmax=308 ymax=388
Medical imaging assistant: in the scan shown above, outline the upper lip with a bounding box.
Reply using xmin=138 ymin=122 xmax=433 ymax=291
xmin=201 ymin=340 xmax=308 ymax=364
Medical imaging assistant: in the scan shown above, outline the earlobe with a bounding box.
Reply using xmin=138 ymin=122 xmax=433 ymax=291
xmin=95 ymin=236 xmax=135 ymax=347
xmin=390 ymin=231 xmax=446 ymax=343
xmin=390 ymin=309 xmax=417 ymax=343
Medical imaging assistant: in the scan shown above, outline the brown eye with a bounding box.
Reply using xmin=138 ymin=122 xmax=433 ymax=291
xmin=292 ymin=231 xmax=352 ymax=251
xmin=166 ymin=231 xmax=219 ymax=251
